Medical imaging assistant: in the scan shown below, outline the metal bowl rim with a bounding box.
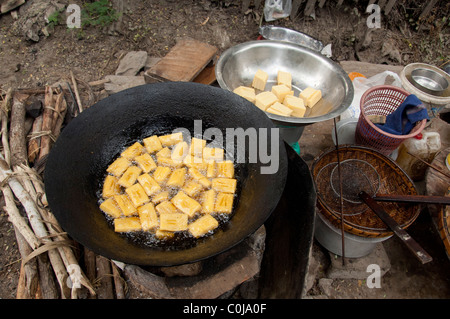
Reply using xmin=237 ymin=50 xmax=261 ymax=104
xmin=215 ymin=40 xmax=354 ymax=125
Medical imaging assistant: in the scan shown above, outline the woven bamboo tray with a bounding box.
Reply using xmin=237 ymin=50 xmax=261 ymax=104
xmin=311 ymin=145 xmax=421 ymax=238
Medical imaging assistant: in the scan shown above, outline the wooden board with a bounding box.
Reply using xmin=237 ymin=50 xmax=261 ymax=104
xmin=145 ymin=38 xmax=218 ymax=82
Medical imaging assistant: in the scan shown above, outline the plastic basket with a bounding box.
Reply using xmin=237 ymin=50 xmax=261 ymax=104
xmin=355 ymin=85 xmax=426 ymax=156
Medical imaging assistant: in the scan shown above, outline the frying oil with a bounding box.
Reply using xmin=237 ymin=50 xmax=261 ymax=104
xmin=96 ymin=135 xmax=239 ymax=250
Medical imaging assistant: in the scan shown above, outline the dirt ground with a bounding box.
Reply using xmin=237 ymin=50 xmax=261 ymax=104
xmin=0 ymin=0 xmax=449 ymax=299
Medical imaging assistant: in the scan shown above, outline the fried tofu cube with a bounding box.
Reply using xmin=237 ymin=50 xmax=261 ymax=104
xmin=114 ymin=217 xmax=142 ymax=232
xmin=183 ymin=155 xmax=208 ymax=172
xmin=188 ymin=167 xmax=211 ymax=188
xmin=156 ymin=201 xmax=179 ymax=215
xmin=216 ymin=160 xmax=235 ymax=179
xmin=158 ymin=132 xmax=183 ymax=147
xmin=277 ymin=70 xmax=292 ymax=89
xmin=102 ymin=175 xmax=120 ymax=198
xmin=171 ymin=141 xmax=189 ymax=162
xmin=100 ymin=197 xmax=122 ymax=218
xmin=212 ymin=178 xmax=237 ymax=194
xmin=138 ymin=203 xmax=158 ymax=231
xmin=166 ymin=167 xmax=187 ymax=188
xmin=299 ymin=87 xmax=322 ymax=108
xmin=183 ymin=180 xmax=204 ymax=197
xmin=143 ymin=135 xmax=163 ymax=153
xmin=189 ymin=138 xmax=207 ymax=157
xmin=118 ymin=166 xmax=142 ymax=188
xmin=283 ymin=95 xmax=306 ymax=117
xmin=206 ymin=160 xmax=216 ymax=178
xmin=202 ymin=147 xmax=224 ymax=162
xmin=188 ymin=214 xmax=219 ymax=238
xmin=114 ymin=194 xmax=137 ymax=216
xmin=255 ymin=91 xmax=278 ymax=111
xmin=251 ymin=69 xmax=268 ymax=91
xmin=151 ymin=191 xmax=169 ymax=204
xmin=106 ymin=157 xmax=130 ymax=177
xmin=137 ymin=173 xmax=161 ymax=196
xmin=271 ymin=84 xmax=294 ymax=103
xmin=157 ymin=156 xmax=183 ymax=168
xmin=121 ymin=142 xmax=143 ymax=160
xmin=233 ymin=86 xmax=256 ymax=103
xmin=125 ymin=183 xmax=150 ymax=207
xmin=156 ymin=147 xmax=172 ymax=158
xmin=159 ymin=213 xmax=188 ymax=232
xmin=135 ymin=153 xmax=157 ymax=173
xmin=155 ymin=229 xmax=175 ymax=239
xmin=266 ymin=101 xmax=294 ymax=117
xmin=153 ymin=166 xmax=172 ymax=184
xmin=171 ymin=191 xmax=202 ymax=217
xmin=215 ymin=192 xmax=234 ymax=214
xmin=202 ymin=189 xmax=216 ymax=214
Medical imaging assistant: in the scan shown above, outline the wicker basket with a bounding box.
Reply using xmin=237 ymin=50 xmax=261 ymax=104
xmin=355 ymin=85 xmax=427 ymax=156
xmin=311 ymin=145 xmax=421 ymax=238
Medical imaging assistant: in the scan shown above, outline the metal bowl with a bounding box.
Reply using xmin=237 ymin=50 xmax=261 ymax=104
xmin=410 ymin=68 xmax=449 ymax=96
xmin=215 ymin=40 xmax=354 ymax=126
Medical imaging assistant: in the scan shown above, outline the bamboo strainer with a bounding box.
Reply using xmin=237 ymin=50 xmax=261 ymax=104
xmin=311 ymin=145 xmax=421 ymax=238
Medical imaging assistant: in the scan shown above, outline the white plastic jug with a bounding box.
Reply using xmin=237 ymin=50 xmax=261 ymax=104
xmin=396 ymin=131 xmax=441 ymax=181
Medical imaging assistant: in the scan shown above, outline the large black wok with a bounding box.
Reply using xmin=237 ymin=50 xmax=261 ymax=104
xmin=44 ymin=82 xmax=287 ymax=266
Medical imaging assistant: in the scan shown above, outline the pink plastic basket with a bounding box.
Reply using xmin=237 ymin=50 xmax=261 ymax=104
xmin=355 ymin=85 xmax=426 ymax=156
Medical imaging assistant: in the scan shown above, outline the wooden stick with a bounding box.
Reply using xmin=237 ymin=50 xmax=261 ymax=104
xmin=27 ymin=115 xmax=43 ymax=164
xmin=21 ymin=165 xmax=96 ymax=297
xmin=407 ymin=151 xmax=450 ymax=180
xmin=15 ymin=229 xmax=39 ymax=299
xmin=51 ymin=93 xmax=67 ymax=139
xmin=111 ymin=261 xmax=126 ymax=299
xmin=95 ymin=255 xmax=114 ymax=299
xmin=9 ymin=93 xmax=28 ymax=167
xmin=70 ymin=71 xmax=83 ymax=113
xmin=38 ymin=87 xmax=54 ymax=162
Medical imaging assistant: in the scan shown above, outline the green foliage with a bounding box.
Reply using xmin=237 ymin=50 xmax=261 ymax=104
xmin=46 ymin=8 xmax=65 ymax=28
xmin=81 ymin=0 xmax=121 ymax=28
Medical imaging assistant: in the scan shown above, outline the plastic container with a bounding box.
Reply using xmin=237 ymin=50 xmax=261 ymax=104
xmin=355 ymin=85 xmax=427 ymax=156
xmin=396 ymin=131 xmax=441 ymax=181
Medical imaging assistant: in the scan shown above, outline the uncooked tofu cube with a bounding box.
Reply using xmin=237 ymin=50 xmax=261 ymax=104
xmin=188 ymin=214 xmax=219 ymax=238
xmin=255 ymin=91 xmax=278 ymax=111
xmin=100 ymin=197 xmax=122 ymax=218
xmin=233 ymin=86 xmax=256 ymax=103
xmin=114 ymin=217 xmax=142 ymax=233
xmin=266 ymin=102 xmax=293 ymax=117
xmin=299 ymin=87 xmax=322 ymax=108
xmin=271 ymin=84 xmax=294 ymax=103
xmin=251 ymin=69 xmax=269 ymax=91
xmin=277 ymin=70 xmax=292 ymax=89
xmin=284 ymin=95 xmax=307 ymax=117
